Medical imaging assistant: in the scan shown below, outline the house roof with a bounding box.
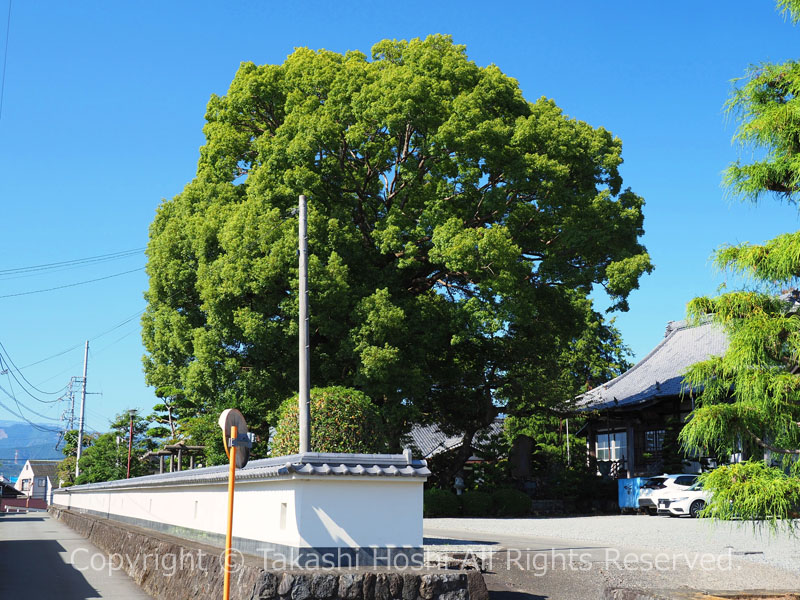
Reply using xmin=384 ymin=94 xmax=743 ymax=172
xmin=576 ymin=320 xmax=729 ymax=412
xmin=60 ymin=451 xmax=430 ymax=493
xmin=408 ymin=420 xmax=504 ymax=459
xmin=1 ymin=481 xmax=21 ymax=497
xmin=25 ymin=460 xmax=60 ymax=482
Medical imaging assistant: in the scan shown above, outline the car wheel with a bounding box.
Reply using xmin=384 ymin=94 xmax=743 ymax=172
xmin=689 ymin=500 xmax=705 ymax=518
xmin=648 ymin=508 xmax=658 ymax=516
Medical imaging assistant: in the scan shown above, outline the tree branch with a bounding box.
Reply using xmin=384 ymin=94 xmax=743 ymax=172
xmin=742 ymin=425 xmax=800 ymax=454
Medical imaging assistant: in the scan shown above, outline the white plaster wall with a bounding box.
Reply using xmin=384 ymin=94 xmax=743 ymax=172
xmin=53 ymin=476 xmax=422 ymax=549
xmin=295 ymin=478 xmax=422 ymax=547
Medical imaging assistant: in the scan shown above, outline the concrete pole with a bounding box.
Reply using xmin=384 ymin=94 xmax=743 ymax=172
xmin=75 ymin=340 xmax=88 ymax=478
xmin=126 ymin=409 xmax=136 ymax=479
xmin=298 ymin=194 xmax=311 ymax=454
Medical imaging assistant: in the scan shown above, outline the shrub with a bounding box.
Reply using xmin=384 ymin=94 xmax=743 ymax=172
xmin=271 ymin=386 xmax=387 ymax=456
xmin=461 ymin=490 xmax=493 ymax=517
xmin=424 ymin=488 xmax=461 ymax=517
xmin=492 ymin=488 xmax=531 ymax=517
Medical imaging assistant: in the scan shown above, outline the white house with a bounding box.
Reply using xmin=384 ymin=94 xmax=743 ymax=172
xmin=15 ymin=460 xmax=59 ymax=504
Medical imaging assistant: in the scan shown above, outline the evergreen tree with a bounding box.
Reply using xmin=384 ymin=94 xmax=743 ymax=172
xmin=680 ymin=0 xmax=800 ymax=528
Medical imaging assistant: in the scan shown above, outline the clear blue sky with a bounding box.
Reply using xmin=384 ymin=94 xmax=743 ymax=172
xmin=0 ymin=1 xmax=797 ymax=434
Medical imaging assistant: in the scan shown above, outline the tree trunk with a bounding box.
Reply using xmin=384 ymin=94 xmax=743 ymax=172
xmin=442 ymin=427 xmax=478 ymax=491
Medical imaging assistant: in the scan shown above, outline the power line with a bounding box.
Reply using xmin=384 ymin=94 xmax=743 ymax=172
xmin=0 ymin=457 xmax=63 ymax=461
xmin=19 ymin=341 xmax=84 ymax=370
xmin=18 ymin=307 xmax=144 ymax=371
xmin=0 ymin=0 xmax=10 ymax=121
xmin=0 ymin=379 xmax=60 ymax=423
xmin=0 ymin=266 xmax=144 ymax=299
xmin=0 ymin=343 xmax=65 ymax=397
xmin=0 ymin=247 xmax=144 ymax=277
xmin=0 ymin=395 xmax=60 ymax=433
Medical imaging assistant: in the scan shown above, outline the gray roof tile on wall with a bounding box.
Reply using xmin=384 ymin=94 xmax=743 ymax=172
xmin=60 ymin=452 xmax=430 ymax=493
xmin=576 ymin=320 xmax=728 ymax=411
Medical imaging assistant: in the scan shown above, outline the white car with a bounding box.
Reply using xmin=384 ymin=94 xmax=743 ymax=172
xmin=657 ymin=481 xmax=709 ymax=518
xmin=638 ymin=474 xmax=698 ymax=515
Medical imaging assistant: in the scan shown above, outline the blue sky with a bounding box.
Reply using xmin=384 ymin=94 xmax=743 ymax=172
xmin=0 ymin=1 xmax=797 ymax=436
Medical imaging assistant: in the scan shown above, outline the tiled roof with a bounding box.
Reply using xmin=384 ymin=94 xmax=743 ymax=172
xmin=1 ymin=481 xmax=22 ymax=497
xmin=408 ymin=420 xmax=504 ymax=459
xmin=60 ymin=451 xmax=430 ymax=492
xmin=576 ymin=320 xmax=729 ymax=411
xmin=26 ymin=460 xmax=60 ymax=482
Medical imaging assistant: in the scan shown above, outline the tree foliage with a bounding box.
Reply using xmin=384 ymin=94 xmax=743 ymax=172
xmin=75 ymin=412 xmax=153 ymax=485
xmin=142 ymin=35 xmax=651 ymax=465
xmin=56 ymin=429 xmax=93 ymax=487
xmin=680 ymin=1 xmax=800 ymax=528
xmin=271 ymin=386 xmax=386 ymax=455
xmin=698 ymin=461 xmax=800 ymax=524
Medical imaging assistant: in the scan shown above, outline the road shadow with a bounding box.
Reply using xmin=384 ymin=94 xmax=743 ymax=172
xmin=489 ymin=590 xmax=548 ymax=600
xmin=0 ymin=539 xmax=102 ymax=598
xmin=0 ymin=516 xmax=46 ymax=522
xmin=424 ymin=536 xmax=500 ymax=546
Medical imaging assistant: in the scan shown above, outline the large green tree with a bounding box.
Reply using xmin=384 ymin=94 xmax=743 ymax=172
xmin=680 ymin=1 xmax=800 ymax=527
xmin=142 ymin=35 xmax=651 ymax=465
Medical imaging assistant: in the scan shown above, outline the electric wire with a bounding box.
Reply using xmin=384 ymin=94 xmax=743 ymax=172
xmin=0 ymin=342 xmax=66 ymax=397
xmin=0 ymin=247 xmax=144 ymax=277
xmin=18 ymin=307 xmax=144 ymax=371
xmin=0 ymin=392 xmax=61 ymax=433
xmin=0 ymin=370 xmax=60 ymax=422
xmin=0 ymin=255 xmax=191 ymax=433
xmin=0 ymin=255 xmax=144 ymax=283
xmin=0 ymin=266 xmax=144 ymax=299
xmin=19 ymin=341 xmax=85 ymax=370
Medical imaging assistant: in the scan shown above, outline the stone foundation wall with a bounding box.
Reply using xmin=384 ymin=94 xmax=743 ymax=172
xmin=49 ymin=507 xmax=487 ymax=600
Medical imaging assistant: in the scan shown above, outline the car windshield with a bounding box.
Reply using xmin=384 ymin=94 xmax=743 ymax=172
xmin=643 ymin=478 xmax=666 ymax=488
xmin=688 ymin=481 xmax=703 ymax=491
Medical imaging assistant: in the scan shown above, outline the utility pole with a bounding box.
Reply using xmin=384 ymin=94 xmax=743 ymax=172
xmin=298 ymin=194 xmax=311 ymax=454
xmin=126 ymin=409 xmax=137 ymax=479
xmin=566 ymin=418 xmax=571 ymax=466
xmin=75 ymin=341 xmax=88 ymax=478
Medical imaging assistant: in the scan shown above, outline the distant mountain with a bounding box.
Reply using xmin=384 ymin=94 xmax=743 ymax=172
xmin=0 ymin=420 xmax=64 ymax=481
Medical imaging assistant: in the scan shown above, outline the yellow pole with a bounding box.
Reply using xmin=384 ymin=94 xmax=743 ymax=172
xmin=223 ymin=424 xmax=237 ymax=600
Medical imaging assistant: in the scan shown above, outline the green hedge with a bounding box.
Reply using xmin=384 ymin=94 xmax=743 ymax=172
xmin=424 ymin=488 xmax=461 ymax=517
xmin=461 ymin=490 xmax=493 ymax=517
xmin=271 ymin=386 xmax=386 ymax=456
xmin=492 ymin=488 xmax=531 ymax=516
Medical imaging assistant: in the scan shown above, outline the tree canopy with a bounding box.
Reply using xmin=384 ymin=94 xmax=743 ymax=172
xmin=74 ymin=412 xmax=153 ymax=485
xmin=680 ymin=1 xmax=800 ymax=528
xmin=142 ymin=35 xmax=651 ymax=465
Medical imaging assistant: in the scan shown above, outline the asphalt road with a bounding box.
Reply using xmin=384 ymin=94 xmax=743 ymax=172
xmin=424 ymin=516 xmax=800 ymax=600
xmin=0 ymin=512 xmax=152 ymax=599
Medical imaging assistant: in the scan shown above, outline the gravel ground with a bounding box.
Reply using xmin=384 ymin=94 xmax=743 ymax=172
xmin=425 ymin=515 xmax=800 ymax=574
xmin=425 ymin=515 xmax=800 ymax=597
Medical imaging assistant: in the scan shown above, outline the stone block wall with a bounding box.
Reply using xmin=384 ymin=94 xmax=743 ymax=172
xmin=49 ymin=507 xmax=487 ymax=600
